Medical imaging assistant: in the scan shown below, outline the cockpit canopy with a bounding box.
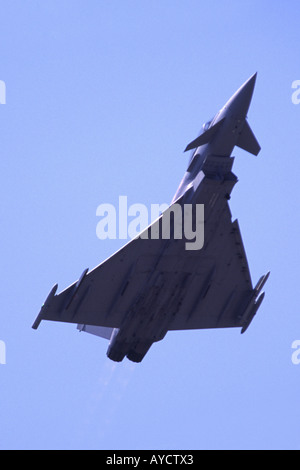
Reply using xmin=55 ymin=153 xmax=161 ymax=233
xmin=202 ymin=119 xmax=213 ymax=132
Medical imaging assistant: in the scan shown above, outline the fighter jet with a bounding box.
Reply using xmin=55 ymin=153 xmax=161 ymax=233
xmin=32 ymin=73 xmax=269 ymax=363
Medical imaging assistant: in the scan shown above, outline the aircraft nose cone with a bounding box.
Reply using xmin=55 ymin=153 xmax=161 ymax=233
xmin=225 ymin=72 xmax=257 ymax=118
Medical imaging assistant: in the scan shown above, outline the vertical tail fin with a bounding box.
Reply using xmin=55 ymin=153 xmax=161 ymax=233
xmin=77 ymin=324 xmax=115 ymax=340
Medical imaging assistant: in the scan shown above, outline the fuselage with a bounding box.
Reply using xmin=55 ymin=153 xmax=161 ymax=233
xmin=107 ymin=73 xmax=259 ymax=363
xmin=172 ymin=72 xmax=257 ymax=203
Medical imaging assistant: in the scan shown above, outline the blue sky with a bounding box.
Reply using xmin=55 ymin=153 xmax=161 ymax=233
xmin=1 ymin=0 xmax=300 ymax=450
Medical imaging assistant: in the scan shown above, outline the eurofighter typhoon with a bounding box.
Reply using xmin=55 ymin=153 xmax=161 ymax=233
xmin=33 ymin=73 xmax=269 ymax=363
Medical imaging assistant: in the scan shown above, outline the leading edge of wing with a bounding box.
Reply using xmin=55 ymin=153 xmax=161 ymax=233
xmin=32 ymin=192 xmax=189 ymax=331
xmin=168 ymin=217 xmax=254 ymax=331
